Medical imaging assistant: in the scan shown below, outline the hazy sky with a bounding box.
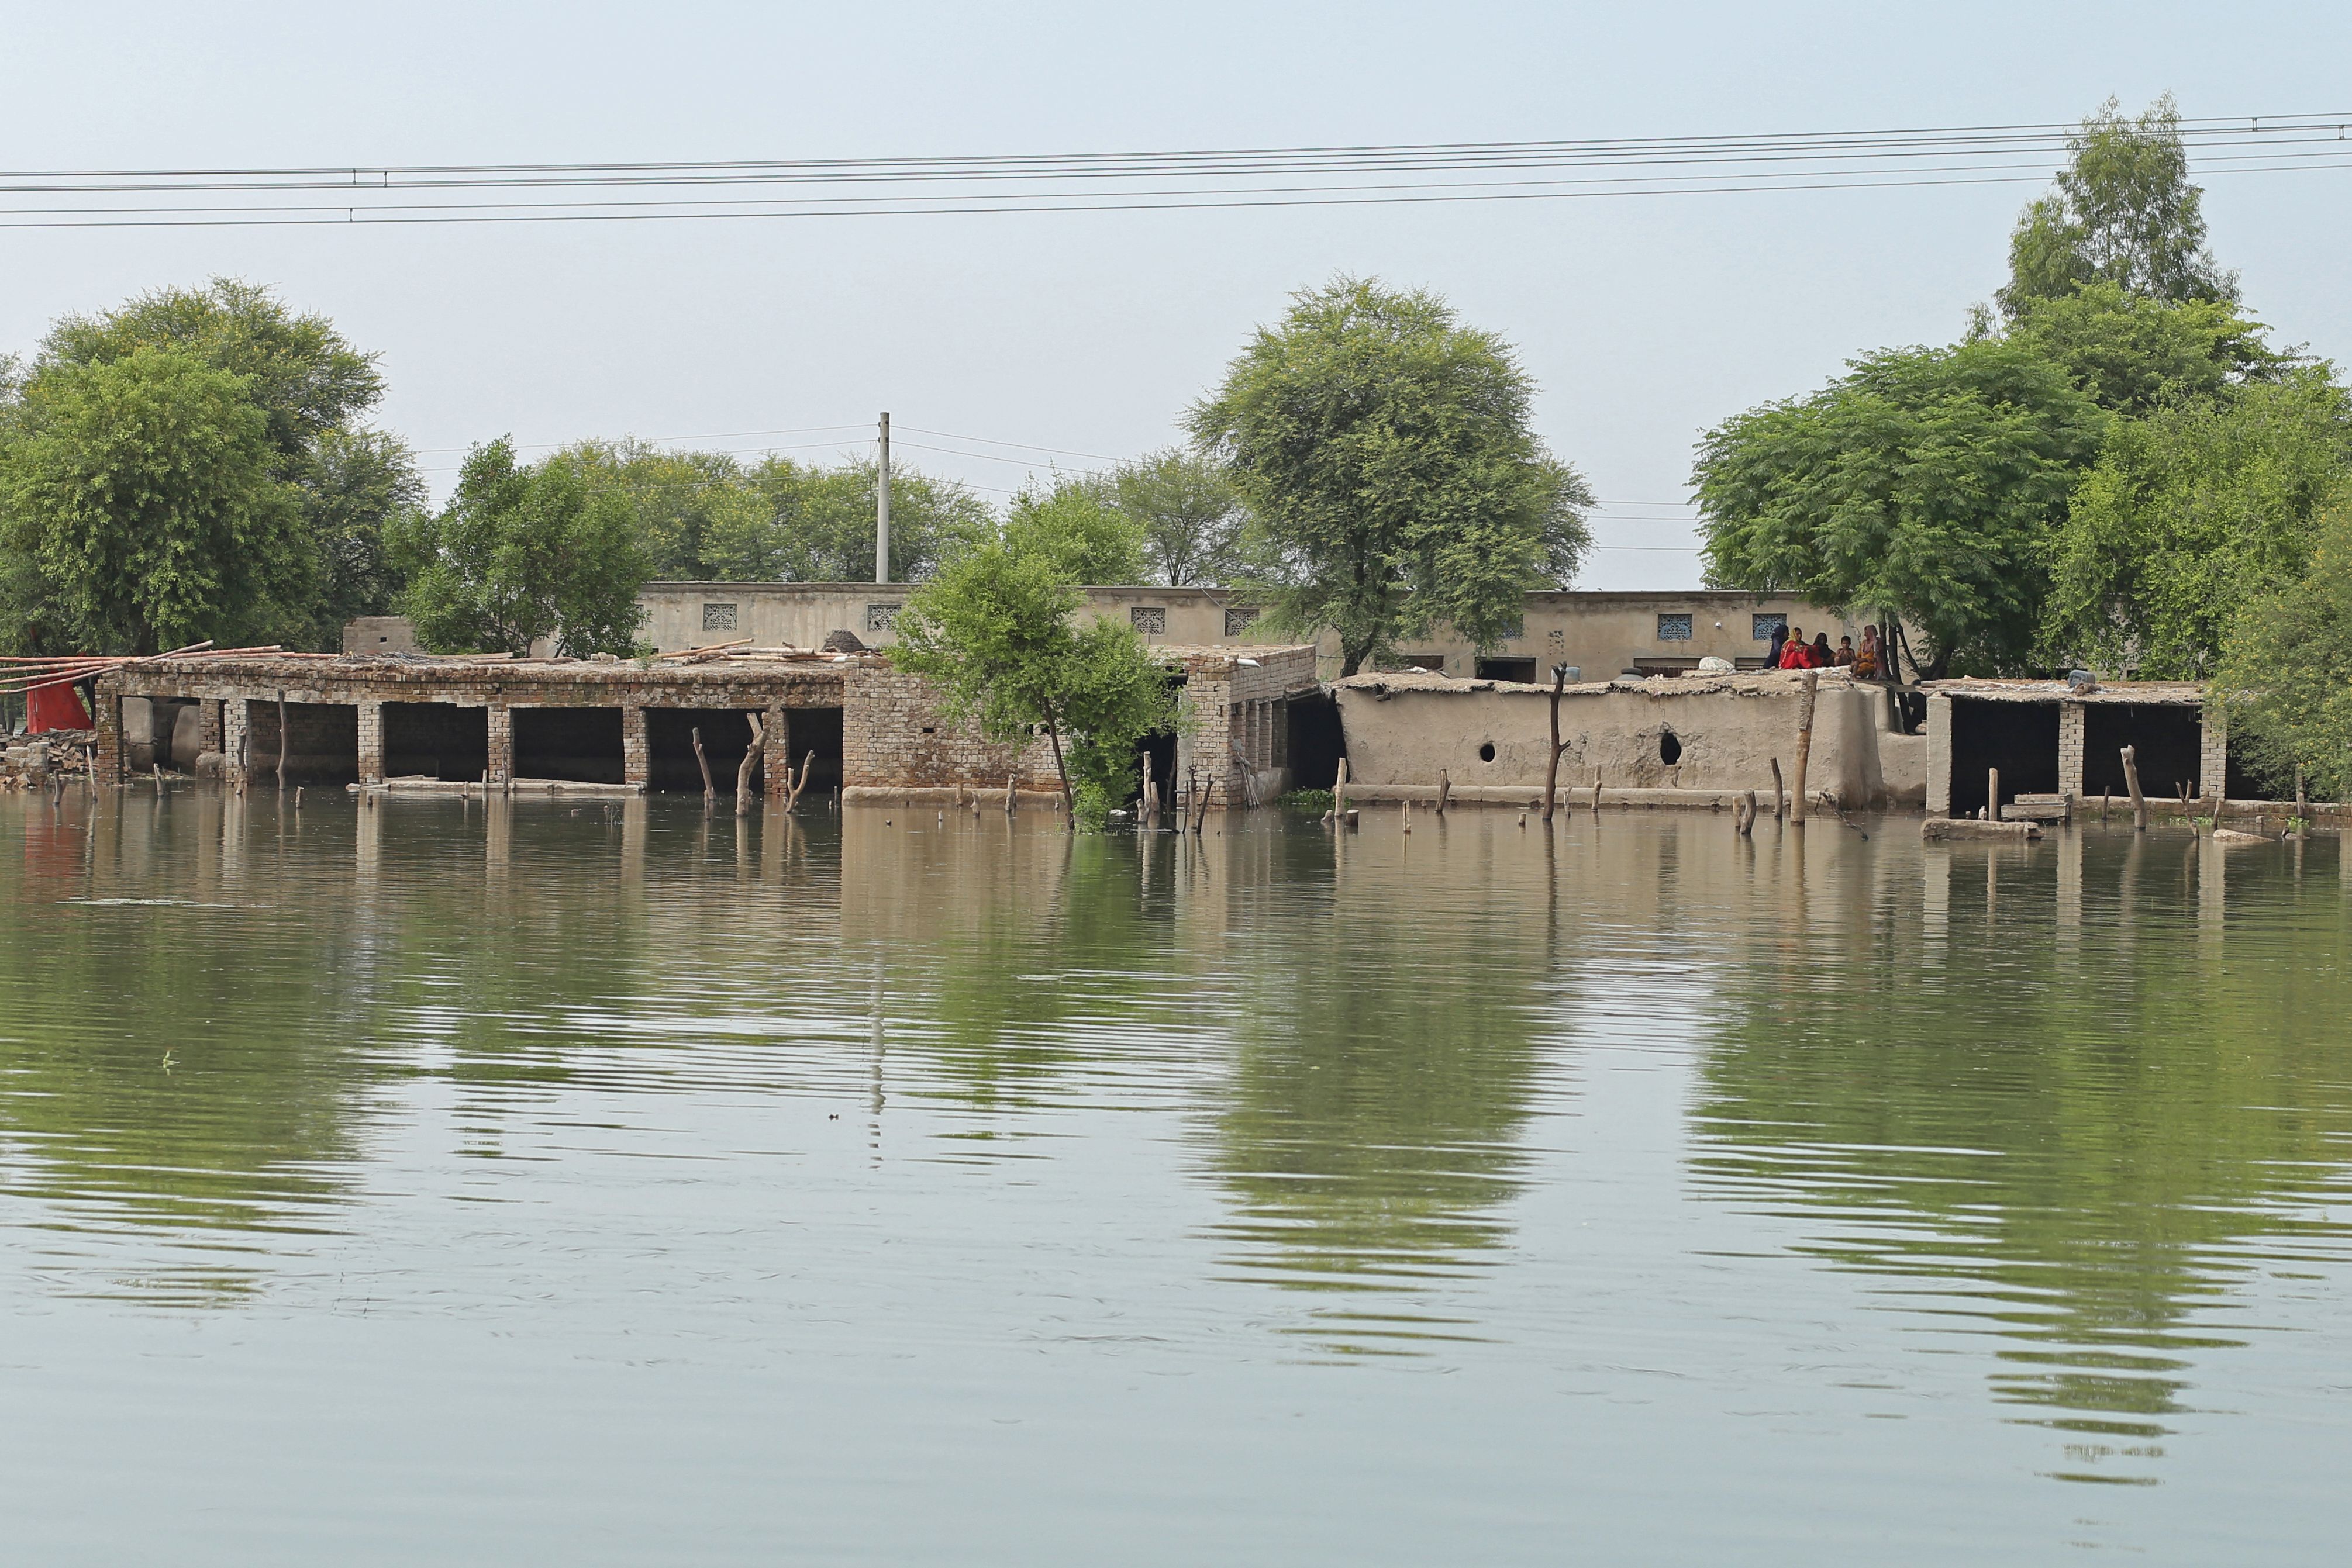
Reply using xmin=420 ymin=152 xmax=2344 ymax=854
xmin=6 ymin=2 xmax=2348 ymax=588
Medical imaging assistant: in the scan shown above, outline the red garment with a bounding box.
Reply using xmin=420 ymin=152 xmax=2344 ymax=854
xmin=27 ymin=682 xmax=91 ymax=733
xmin=1778 ymin=641 xmax=1812 ymax=671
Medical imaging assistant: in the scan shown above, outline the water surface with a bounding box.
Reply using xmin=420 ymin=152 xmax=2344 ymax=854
xmin=4 ymin=792 xmax=2348 ymax=1563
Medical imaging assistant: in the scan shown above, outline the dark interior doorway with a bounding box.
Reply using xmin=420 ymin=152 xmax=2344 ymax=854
xmin=645 ymin=707 xmax=760 ymax=792
xmin=245 ymin=700 xmax=359 ymax=786
xmin=2082 ymin=704 xmax=2203 ymax=803
xmin=1136 ymin=731 xmax=1178 ymax=809
xmin=1286 ymin=691 xmax=1344 ymax=791
xmin=780 ymin=707 xmax=844 ymax=794
xmin=1475 ymin=657 xmax=1537 ymax=683
xmin=1948 ymin=698 xmax=2058 ymax=817
xmin=383 ymin=702 xmax=488 ymax=782
xmin=512 ymin=706 xmax=625 ymax=783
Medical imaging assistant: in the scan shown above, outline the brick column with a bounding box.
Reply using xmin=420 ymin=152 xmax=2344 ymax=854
xmin=1926 ymin=694 xmax=1954 ymax=817
xmin=2058 ymin=702 xmax=2086 ymax=797
xmin=198 ymin=700 xmax=224 ymax=758
xmin=485 ymin=702 xmax=512 ymax=783
xmin=621 ymin=703 xmax=649 ymax=788
xmin=223 ymin=699 xmax=248 ymax=785
xmin=357 ymin=700 xmax=384 ymax=784
xmin=2199 ymin=701 xmax=2228 ymax=803
xmin=94 ymin=690 xmax=122 ymax=782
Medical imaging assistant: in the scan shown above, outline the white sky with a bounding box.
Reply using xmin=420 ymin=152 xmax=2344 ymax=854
xmin=5 ymin=1 xmax=2348 ymax=589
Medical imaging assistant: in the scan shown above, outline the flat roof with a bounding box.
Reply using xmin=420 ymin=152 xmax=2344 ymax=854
xmin=1925 ymin=678 xmax=2206 ymax=706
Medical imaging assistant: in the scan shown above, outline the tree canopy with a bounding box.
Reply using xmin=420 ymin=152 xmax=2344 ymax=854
xmin=558 ymin=442 xmax=991 ymax=584
xmin=3 ymin=350 xmax=308 ymax=655
xmin=2 ymin=279 xmax=419 ymax=652
xmin=1998 ymin=95 xmax=2237 ymax=316
xmin=894 ymin=529 xmax=1175 ymax=821
xmin=390 ymin=438 xmax=649 ymax=656
xmin=1695 ymin=340 xmax=2106 ymax=676
xmin=2042 ymin=372 xmax=2352 ymax=677
xmin=1188 ymin=278 xmax=1592 ymax=676
xmin=1111 ymin=447 xmax=1247 ymax=586
xmin=2215 ymin=498 xmax=2352 ymax=797
xmin=1001 ymin=475 xmax=1149 ymax=585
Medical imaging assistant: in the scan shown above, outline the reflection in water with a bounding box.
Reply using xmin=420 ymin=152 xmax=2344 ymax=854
xmin=1689 ymin=826 xmax=2352 ymax=1484
xmin=6 ymin=793 xmax=2352 ymax=1521
xmin=1201 ymin=822 xmax=1563 ymax=1352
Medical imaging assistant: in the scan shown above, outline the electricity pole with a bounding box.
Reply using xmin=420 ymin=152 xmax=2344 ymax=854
xmin=875 ymin=412 xmax=892 ymax=584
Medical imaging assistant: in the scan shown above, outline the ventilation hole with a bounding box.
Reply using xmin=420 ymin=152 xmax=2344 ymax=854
xmin=1478 ymin=742 xmax=1496 ymax=763
xmin=1660 ymin=729 xmax=1682 ymax=765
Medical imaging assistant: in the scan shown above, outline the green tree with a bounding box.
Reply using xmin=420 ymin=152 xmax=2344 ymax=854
xmin=1001 ymin=474 xmax=1148 ymax=583
xmin=1112 ymin=447 xmax=1247 ymax=585
xmin=31 ymin=278 xmax=418 ymax=648
xmin=2215 ymin=498 xmax=2352 ymax=796
xmin=552 ymin=440 xmax=764 ymax=580
xmin=2042 ymin=371 xmax=2352 ymax=676
xmin=4 ymin=350 xmax=308 ymax=654
xmin=702 ymin=455 xmax=991 ymax=582
xmin=894 ymin=534 xmax=1175 ymax=820
xmin=1695 ymin=339 xmax=2107 ymax=677
xmin=1998 ymin=95 xmax=2237 ymax=316
xmin=2000 ymin=281 xmax=2282 ymax=416
xmin=1188 ymin=278 xmax=1593 ymax=676
xmin=391 ymin=438 xmax=650 ymax=655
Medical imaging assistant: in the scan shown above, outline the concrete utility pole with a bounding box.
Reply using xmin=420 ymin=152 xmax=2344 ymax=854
xmin=875 ymin=412 xmax=892 ymax=584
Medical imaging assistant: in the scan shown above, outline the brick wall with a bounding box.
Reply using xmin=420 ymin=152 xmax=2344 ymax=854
xmin=840 ymin=666 xmax=1060 ymax=792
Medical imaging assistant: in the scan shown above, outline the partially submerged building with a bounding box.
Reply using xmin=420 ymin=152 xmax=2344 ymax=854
xmin=90 ymin=643 xmax=1320 ymax=808
xmin=1331 ymin=667 xmax=1926 ymax=809
xmin=1921 ymin=678 xmax=2268 ymax=818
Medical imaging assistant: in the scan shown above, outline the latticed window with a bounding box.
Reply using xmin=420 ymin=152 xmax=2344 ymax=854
xmin=865 ymin=603 xmax=901 ymax=632
xmin=1131 ymin=606 xmax=1166 ymax=636
xmin=1752 ymin=613 xmax=1787 ymax=642
xmin=1223 ymin=606 xmax=1260 ymax=637
xmin=1657 ymin=613 xmax=1694 ymax=641
xmin=701 ymin=602 xmax=738 ymax=633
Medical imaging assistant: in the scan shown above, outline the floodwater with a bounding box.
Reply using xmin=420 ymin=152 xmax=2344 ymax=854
xmin=3 ymin=789 xmax=2350 ymax=1565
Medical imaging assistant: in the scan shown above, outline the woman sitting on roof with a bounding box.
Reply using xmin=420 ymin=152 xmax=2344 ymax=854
xmin=1778 ymin=627 xmax=1813 ymax=669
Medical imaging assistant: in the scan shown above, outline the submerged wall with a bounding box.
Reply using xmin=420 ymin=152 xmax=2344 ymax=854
xmin=1334 ymin=670 xmax=1923 ymax=809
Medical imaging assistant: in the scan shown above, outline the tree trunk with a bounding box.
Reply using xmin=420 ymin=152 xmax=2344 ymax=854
xmin=1042 ymin=713 xmax=1074 ymax=817
xmin=1541 ymin=664 xmax=1567 ymax=823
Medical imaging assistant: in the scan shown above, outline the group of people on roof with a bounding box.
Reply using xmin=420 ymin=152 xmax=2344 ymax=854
xmin=1765 ymin=621 xmax=1885 ymax=680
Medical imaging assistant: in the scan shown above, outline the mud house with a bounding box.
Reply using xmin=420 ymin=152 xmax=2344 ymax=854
xmin=1331 ymin=667 xmax=1926 ymax=810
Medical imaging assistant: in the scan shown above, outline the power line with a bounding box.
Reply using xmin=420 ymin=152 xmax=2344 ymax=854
xmin=2 ymin=114 xmax=2343 ymax=229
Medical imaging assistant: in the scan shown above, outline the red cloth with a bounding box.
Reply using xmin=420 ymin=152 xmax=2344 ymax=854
xmin=27 ymin=682 xmax=91 ymax=733
xmin=1778 ymin=643 xmax=1811 ymax=670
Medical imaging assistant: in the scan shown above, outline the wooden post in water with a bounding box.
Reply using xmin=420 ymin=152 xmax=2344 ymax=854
xmin=1541 ymin=664 xmax=1568 ymax=824
xmin=1988 ymin=768 xmax=2002 ymax=823
xmin=1333 ymin=757 xmax=1349 ymax=817
xmin=736 ymin=714 xmax=763 ymax=816
xmin=1789 ymin=670 xmax=1818 ymax=824
xmin=1436 ymin=768 xmax=1451 ymax=817
xmin=1591 ymin=768 xmax=1603 ymax=818
xmin=1770 ymin=758 xmax=1786 ymax=819
xmin=1005 ymin=772 xmax=1016 ymax=816
xmin=691 ymin=726 xmax=715 ymax=803
xmin=2102 ymin=789 xmax=2112 ymax=823
xmin=277 ymin=690 xmax=289 ymax=790
xmin=2121 ymin=745 xmax=2148 ymax=832
xmin=2295 ymin=767 xmax=2308 ymax=832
